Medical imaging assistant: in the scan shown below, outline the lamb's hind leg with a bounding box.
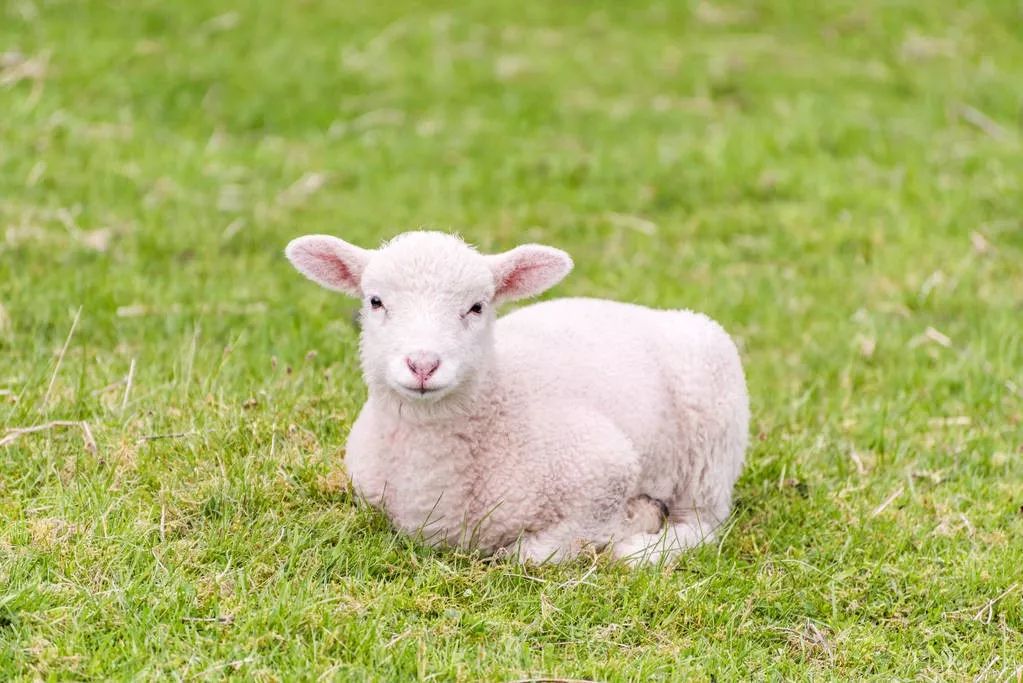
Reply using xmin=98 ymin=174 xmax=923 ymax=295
xmin=611 ymin=505 xmax=727 ymax=566
xmin=624 ymin=494 xmax=669 ymax=535
xmin=504 ymin=412 xmax=649 ymax=565
xmin=513 ymin=488 xmax=639 ymax=565
xmin=515 ymin=496 xmax=666 ymax=564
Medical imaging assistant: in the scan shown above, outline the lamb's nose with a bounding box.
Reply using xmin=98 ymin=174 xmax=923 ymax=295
xmin=405 ymin=352 xmax=441 ymax=382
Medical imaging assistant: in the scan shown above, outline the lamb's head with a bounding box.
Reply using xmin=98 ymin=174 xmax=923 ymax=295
xmin=285 ymin=231 xmax=572 ymax=404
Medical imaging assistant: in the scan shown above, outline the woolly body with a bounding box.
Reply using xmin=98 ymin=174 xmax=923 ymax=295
xmin=286 ymin=232 xmax=749 ymax=564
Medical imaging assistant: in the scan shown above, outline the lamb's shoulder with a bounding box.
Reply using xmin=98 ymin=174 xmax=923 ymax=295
xmin=345 ymin=392 xmax=614 ymax=552
xmin=346 ymin=397 xmax=543 ymax=549
xmin=345 ymin=401 xmax=475 ymax=536
xmin=344 ymin=404 xmax=388 ymax=506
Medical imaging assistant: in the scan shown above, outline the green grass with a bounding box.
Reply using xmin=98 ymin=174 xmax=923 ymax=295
xmin=2 ymin=0 xmax=1022 ymax=679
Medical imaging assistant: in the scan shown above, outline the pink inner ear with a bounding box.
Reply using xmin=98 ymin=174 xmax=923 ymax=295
xmin=286 ymin=236 xmax=364 ymax=294
xmin=498 ymin=262 xmax=543 ymax=296
xmin=497 ymin=263 xmax=531 ymax=292
xmin=298 ymin=246 xmax=356 ymax=288
xmin=493 ymin=247 xmax=571 ymax=301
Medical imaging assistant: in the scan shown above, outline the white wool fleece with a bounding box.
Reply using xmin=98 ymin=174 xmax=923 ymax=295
xmin=285 ymin=231 xmax=749 ymax=565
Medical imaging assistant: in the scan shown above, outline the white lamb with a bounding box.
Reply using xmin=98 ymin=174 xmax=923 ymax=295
xmin=285 ymin=231 xmax=749 ymax=565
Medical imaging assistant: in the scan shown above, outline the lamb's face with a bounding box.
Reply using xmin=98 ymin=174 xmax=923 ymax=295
xmin=357 ymin=235 xmax=496 ymax=402
xmin=285 ymin=230 xmax=573 ymax=406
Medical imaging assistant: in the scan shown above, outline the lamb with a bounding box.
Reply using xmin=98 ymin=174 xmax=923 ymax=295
xmin=285 ymin=231 xmax=749 ymax=565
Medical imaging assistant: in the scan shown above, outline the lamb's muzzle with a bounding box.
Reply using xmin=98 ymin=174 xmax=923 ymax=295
xmin=284 ymin=230 xmax=749 ymax=566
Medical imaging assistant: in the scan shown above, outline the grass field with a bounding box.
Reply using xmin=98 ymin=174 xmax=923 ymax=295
xmin=2 ymin=0 xmax=1022 ymax=679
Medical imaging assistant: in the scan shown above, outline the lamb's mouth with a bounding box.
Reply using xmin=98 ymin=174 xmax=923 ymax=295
xmin=394 ymin=382 xmax=450 ymax=399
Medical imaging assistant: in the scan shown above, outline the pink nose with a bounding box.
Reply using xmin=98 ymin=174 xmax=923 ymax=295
xmin=405 ymin=352 xmax=441 ymax=382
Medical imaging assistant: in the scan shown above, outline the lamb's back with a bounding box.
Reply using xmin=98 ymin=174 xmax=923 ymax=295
xmin=495 ymin=297 xmax=736 ymax=455
xmin=496 ymin=297 xmax=666 ymax=379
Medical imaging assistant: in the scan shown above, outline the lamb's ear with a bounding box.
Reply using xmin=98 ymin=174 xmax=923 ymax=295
xmin=485 ymin=244 xmax=573 ymax=305
xmin=285 ymin=235 xmax=373 ymax=297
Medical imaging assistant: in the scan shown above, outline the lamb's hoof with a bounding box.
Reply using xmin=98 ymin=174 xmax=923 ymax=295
xmin=625 ymin=494 xmax=670 ymax=534
xmin=612 ymin=532 xmax=680 ymax=567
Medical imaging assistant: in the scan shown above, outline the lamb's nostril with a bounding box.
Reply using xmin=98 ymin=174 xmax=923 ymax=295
xmin=422 ymin=359 xmax=440 ymax=378
xmin=405 ymin=353 xmax=441 ymax=381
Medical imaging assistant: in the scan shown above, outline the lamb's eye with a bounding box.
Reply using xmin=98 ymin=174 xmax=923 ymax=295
xmin=369 ymin=296 xmax=383 ymax=310
xmin=468 ymin=302 xmax=484 ymax=315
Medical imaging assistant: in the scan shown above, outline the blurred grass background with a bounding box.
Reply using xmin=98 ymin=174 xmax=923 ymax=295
xmin=1 ymin=0 xmax=1021 ymax=679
